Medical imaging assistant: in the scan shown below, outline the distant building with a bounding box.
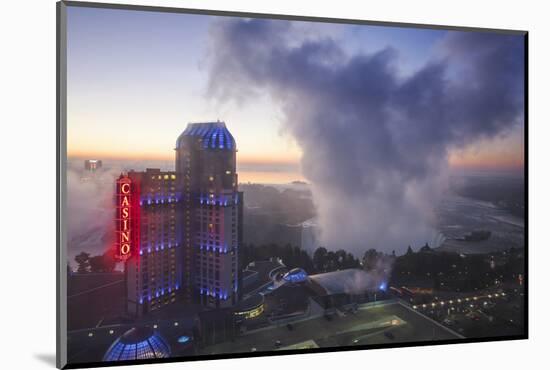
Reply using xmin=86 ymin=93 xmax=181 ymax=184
xmin=84 ymin=159 xmax=102 ymax=172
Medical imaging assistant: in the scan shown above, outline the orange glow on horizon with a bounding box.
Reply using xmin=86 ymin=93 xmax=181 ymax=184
xmin=68 ymin=151 xmax=302 ymax=167
xmin=238 ymin=171 xmax=306 ymax=184
xmin=449 ymin=152 xmax=524 ymax=171
xmin=68 ymin=149 xmax=174 ymax=161
xmin=69 ymin=135 xmax=524 ymax=184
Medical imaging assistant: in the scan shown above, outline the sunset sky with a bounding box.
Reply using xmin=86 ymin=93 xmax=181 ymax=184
xmin=66 ymin=6 xmax=524 ymax=183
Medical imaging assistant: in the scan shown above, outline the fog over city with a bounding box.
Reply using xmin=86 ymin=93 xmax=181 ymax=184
xmin=66 ymin=166 xmax=120 ymax=264
xmin=207 ymin=19 xmax=524 ymax=255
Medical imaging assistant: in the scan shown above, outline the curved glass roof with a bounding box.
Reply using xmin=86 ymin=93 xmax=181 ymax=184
xmin=103 ymin=327 xmax=171 ymax=362
xmin=283 ymin=268 xmax=308 ymax=283
xmin=176 ymin=121 xmax=236 ymax=151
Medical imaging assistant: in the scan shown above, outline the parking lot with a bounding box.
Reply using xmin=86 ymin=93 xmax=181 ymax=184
xmin=201 ymin=302 xmax=461 ymax=355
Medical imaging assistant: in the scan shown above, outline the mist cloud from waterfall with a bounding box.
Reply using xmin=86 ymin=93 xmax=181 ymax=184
xmin=206 ymin=19 xmax=524 ymax=255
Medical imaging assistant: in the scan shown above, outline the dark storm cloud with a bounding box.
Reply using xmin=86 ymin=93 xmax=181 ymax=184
xmin=207 ymin=19 xmax=524 ymax=255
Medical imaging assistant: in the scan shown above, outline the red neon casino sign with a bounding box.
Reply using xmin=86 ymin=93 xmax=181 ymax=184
xmin=115 ymin=175 xmax=136 ymax=261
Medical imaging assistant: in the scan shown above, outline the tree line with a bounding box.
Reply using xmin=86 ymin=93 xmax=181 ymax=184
xmin=239 ymin=243 xmax=399 ymax=275
xmin=71 ymin=243 xmax=401 ymax=275
xmin=71 ymin=241 xmax=523 ymax=292
xmin=72 ymin=251 xmax=117 ymax=273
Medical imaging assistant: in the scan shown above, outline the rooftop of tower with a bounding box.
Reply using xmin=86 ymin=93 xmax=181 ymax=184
xmin=175 ymin=120 xmax=236 ymax=151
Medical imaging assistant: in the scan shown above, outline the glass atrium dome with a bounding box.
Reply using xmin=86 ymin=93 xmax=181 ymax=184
xmin=103 ymin=327 xmax=171 ymax=362
xmin=176 ymin=121 xmax=236 ymax=150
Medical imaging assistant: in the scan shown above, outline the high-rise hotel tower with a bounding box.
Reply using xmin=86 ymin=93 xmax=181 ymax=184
xmin=118 ymin=121 xmax=241 ymax=316
xmin=175 ymin=121 xmax=241 ymax=308
xmin=119 ymin=169 xmax=182 ymax=317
